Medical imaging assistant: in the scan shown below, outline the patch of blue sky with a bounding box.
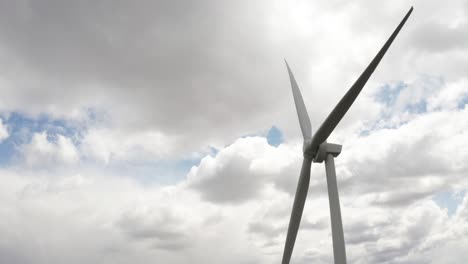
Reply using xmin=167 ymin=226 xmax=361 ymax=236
xmin=457 ymin=95 xmax=468 ymax=109
xmin=361 ymin=79 xmax=434 ymax=136
xmin=112 ymin=126 xmax=282 ymax=185
xmin=372 ymin=82 xmax=409 ymax=126
xmin=358 ymin=121 xmax=409 ymax=137
xmin=208 ymin=146 xmax=218 ymax=156
xmin=433 ymin=190 xmax=466 ymax=217
xmin=0 ymin=111 xmax=281 ymax=183
xmin=239 ymin=126 xmax=284 ymax=147
xmin=376 ymin=81 xmax=429 ymax=114
xmin=0 ymin=112 xmax=85 ymax=166
xmin=375 ymin=81 xmax=406 ymax=107
xmin=267 ymin=126 xmax=283 ymax=147
xmin=404 ymin=100 xmax=427 ymax=114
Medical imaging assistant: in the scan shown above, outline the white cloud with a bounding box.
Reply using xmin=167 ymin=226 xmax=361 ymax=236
xmin=2 ymin=109 xmax=468 ymax=263
xmin=427 ymin=78 xmax=468 ymax=111
xmin=0 ymin=169 xmax=268 ymax=264
xmin=80 ymin=128 xmax=178 ymax=164
xmin=0 ymin=0 xmax=468 ymax=263
xmin=187 ymin=137 xmax=300 ymax=203
xmin=21 ymin=132 xmax=79 ymax=167
xmin=2 ymin=0 xmax=462 ymax=154
xmin=0 ymin=118 xmax=8 ymax=142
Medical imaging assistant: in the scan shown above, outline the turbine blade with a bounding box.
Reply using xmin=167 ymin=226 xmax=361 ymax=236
xmin=285 ymin=60 xmax=312 ymax=140
xmin=310 ymin=7 xmax=413 ymax=151
xmin=282 ymin=158 xmax=312 ymax=264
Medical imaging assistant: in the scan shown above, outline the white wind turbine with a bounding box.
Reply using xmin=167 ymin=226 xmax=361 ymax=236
xmin=282 ymin=7 xmax=413 ymax=264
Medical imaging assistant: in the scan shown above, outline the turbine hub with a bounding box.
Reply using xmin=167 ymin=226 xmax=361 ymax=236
xmin=313 ymin=142 xmax=342 ymax=163
xmin=303 ymin=139 xmax=315 ymax=159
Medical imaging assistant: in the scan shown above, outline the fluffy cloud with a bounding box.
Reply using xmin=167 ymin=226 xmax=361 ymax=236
xmin=20 ymin=132 xmax=79 ymax=167
xmin=0 ymin=0 xmax=468 ymax=263
xmin=2 ymin=110 xmax=468 ymax=263
xmin=80 ymin=128 xmax=178 ymax=163
xmin=3 ymin=0 xmax=462 ymax=155
xmin=187 ymin=137 xmax=300 ymax=203
xmin=0 ymin=169 xmax=268 ymax=264
xmin=0 ymin=118 xmax=8 ymax=142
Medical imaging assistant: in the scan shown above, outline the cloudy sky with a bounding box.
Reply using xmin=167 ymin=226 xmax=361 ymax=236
xmin=0 ymin=0 xmax=467 ymax=263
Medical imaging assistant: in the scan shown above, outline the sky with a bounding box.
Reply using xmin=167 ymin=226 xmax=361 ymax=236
xmin=0 ymin=0 xmax=468 ymax=263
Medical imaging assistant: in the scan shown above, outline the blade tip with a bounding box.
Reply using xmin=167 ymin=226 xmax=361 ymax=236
xmin=284 ymin=60 xmax=293 ymax=74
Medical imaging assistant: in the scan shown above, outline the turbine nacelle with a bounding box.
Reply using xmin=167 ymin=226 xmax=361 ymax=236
xmin=313 ymin=142 xmax=342 ymax=163
xmin=303 ymin=140 xmax=341 ymax=163
xmin=302 ymin=138 xmax=330 ymax=159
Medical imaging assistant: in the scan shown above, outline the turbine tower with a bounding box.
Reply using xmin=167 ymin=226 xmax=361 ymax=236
xmin=282 ymin=7 xmax=413 ymax=264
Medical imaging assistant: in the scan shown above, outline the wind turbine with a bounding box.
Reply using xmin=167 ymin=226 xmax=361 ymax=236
xmin=282 ymin=7 xmax=413 ymax=264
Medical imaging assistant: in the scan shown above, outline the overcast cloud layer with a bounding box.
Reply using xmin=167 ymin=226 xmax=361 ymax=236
xmin=1 ymin=0 xmax=468 ymax=263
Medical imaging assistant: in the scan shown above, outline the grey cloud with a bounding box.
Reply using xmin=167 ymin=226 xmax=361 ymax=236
xmin=187 ymin=137 xmax=294 ymax=203
xmin=403 ymin=0 xmax=468 ymax=55
xmin=248 ymin=221 xmax=284 ymax=239
xmin=0 ymin=0 xmax=438 ymax=158
xmin=345 ymin=223 xmax=381 ymax=245
xmin=117 ymin=206 xmax=193 ymax=250
xmin=354 ymin=202 xmax=445 ymax=264
xmin=300 ymin=218 xmax=328 ymax=230
xmin=298 ymin=248 xmax=332 ymax=264
xmin=1 ymin=1 xmax=468 ymax=263
xmin=0 ymin=0 xmax=294 ymax=152
xmin=0 ymin=247 xmax=31 ymax=264
xmin=337 ymin=109 xmax=468 ymax=207
xmin=346 ymin=230 xmax=379 ymax=245
xmin=271 ymin=158 xmax=304 ymax=195
xmin=189 ymin=153 xmax=267 ymax=203
xmin=247 ymin=217 xmax=327 ymax=240
xmin=370 ymin=188 xmax=441 ymax=207
xmin=410 ymin=22 xmax=468 ymax=53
